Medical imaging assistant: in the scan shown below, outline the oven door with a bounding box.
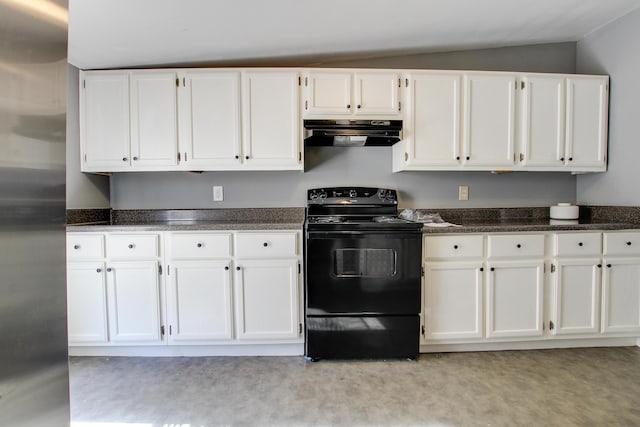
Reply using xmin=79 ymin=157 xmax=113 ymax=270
xmin=305 ymin=230 xmax=422 ymax=316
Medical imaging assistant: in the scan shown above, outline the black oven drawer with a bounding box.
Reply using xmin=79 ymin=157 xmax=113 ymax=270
xmin=305 ymin=232 xmax=421 ymax=315
xmin=305 ymin=315 xmax=419 ymax=360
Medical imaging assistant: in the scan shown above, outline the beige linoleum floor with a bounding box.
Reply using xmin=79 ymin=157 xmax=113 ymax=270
xmin=69 ymin=347 xmax=640 ymax=427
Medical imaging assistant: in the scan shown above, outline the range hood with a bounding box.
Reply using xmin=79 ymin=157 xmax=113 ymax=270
xmin=304 ymin=119 xmax=402 ymax=147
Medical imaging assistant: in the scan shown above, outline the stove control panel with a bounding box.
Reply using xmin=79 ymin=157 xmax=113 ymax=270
xmin=307 ymin=187 xmax=398 ymax=205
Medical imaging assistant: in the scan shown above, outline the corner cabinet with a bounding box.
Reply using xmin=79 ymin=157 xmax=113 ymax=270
xmin=80 ymin=68 xmax=303 ymax=172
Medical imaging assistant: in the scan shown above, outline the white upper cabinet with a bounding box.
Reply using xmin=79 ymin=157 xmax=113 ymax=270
xmin=565 ymin=76 xmax=609 ymax=171
xmin=519 ymin=74 xmax=608 ymax=171
xmin=242 ymin=70 xmax=302 ymax=170
xmin=462 ymin=72 xmax=516 ymax=168
xmin=304 ymin=71 xmax=351 ymax=115
xmin=130 ymin=71 xmax=179 ymax=168
xmin=177 ymin=70 xmax=242 ymax=169
xmin=398 ymin=72 xmax=462 ymax=169
xmin=80 ymin=71 xmax=131 ymax=171
xmin=303 ymin=69 xmax=400 ymax=117
xmin=519 ymin=75 xmax=566 ymax=168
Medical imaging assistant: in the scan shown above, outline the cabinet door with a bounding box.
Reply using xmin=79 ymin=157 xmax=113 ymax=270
xmin=106 ymin=260 xmax=162 ymax=344
xmin=520 ymin=75 xmax=565 ymax=167
xmin=354 ymin=72 xmax=400 ymax=115
xmin=404 ymin=73 xmax=462 ymax=167
xmin=130 ymin=71 xmax=179 ymax=168
xmin=242 ymin=71 xmax=302 ymax=169
xmin=67 ymin=262 xmax=108 ymax=344
xmin=80 ymin=71 xmax=131 ymax=171
xmin=551 ymin=259 xmax=601 ymax=336
xmin=462 ymin=73 xmax=516 ymax=167
xmin=601 ymin=258 xmax=640 ymax=334
xmin=424 ymin=262 xmax=483 ymax=341
xmin=234 ymin=259 xmax=299 ymax=340
xmin=565 ymin=76 xmax=608 ymax=170
xmin=178 ymin=71 xmax=242 ymax=168
xmin=304 ymin=71 xmax=352 ymax=115
xmin=167 ymin=260 xmax=233 ymax=342
xmin=486 ymin=261 xmax=544 ymax=338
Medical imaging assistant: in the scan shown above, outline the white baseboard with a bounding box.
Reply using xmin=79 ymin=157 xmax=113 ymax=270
xmin=69 ymin=343 xmax=304 ymax=357
xmin=420 ymin=337 xmax=639 ymax=353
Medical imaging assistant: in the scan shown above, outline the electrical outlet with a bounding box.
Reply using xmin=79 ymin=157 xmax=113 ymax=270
xmin=213 ymin=186 xmax=224 ymax=201
xmin=458 ymin=185 xmax=469 ymax=201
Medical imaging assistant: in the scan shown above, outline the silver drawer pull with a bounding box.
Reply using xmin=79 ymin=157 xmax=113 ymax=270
xmin=128 ymin=244 xmax=135 ymax=249
xmin=74 ymin=244 xmax=80 ymax=250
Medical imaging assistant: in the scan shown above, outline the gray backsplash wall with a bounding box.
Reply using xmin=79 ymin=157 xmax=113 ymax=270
xmin=109 ymin=42 xmax=578 ymax=210
xmin=111 ymin=147 xmax=576 ymax=209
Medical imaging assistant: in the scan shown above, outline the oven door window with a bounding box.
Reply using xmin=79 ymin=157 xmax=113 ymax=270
xmin=334 ymin=248 xmax=396 ymax=278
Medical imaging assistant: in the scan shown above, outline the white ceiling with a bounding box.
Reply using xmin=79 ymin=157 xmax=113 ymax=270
xmin=68 ymin=0 xmax=640 ymax=70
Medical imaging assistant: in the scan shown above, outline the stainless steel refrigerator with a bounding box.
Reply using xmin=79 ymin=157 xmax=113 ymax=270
xmin=0 ymin=1 xmax=70 ymax=426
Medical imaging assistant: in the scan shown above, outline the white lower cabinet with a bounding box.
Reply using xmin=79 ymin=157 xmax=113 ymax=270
xmin=167 ymin=260 xmax=233 ymax=342
xmin=601 ymin=231 xmax=640 ymax=334
xmin=67 ymin=261 xmax=108 ymax=344
xmin=550 ymin=232 xmax=602 ymax=336
xmin=423 ymin=230 xmax=640 ymax=349
xmin=67 ymin=230 xmax=303 ymax=353
xmin=601 ymin=258 xmax=640 ymax=334
xmin=486 ymin=260 xmax=544 ymax=338
xmin=234 ymin=259 xmax=299 ymax=340
xmin=424 ymin=262 xmax=483 ymax=341
xmin=550 ymin=258 xmax=601 ymax=335
xmin=106 ymin=260 xmax=162 ymax=344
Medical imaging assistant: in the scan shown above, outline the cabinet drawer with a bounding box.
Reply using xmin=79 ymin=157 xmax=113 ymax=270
xmin=235 ymin=232 xmax=298 ymax=258
xmin=487 ymin=234 xmax=544 ymax=258
xmin=553 ymin=232 xmax=601 ymax=257
xmin=169 ymin=233 xmax=232 ymax=259
xmin=603 ymin=232 xmax=640 ymax=256
xmin=424 ymin=235 xmax=484 ymax=259
xmin=67 ymin=234 xmax=105 ymax=259
xmin=107 ymin=234 xmax=159 ymax=258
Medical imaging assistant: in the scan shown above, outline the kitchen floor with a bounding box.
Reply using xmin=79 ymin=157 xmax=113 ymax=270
xmin=69 ymin=347 xmax=640 ymax=427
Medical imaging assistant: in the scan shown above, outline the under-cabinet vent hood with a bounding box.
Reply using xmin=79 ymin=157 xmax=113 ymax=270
xmin=304 ymin=119 xmax=402 ymax=147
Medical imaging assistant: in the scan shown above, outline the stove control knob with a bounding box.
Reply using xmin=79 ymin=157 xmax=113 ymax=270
xmin=349 ymin=189 xmax=357 ymax=198
xmin=377 ymin=189 xmax=386 ymax=200
xmin=319 ymin=190 xmax=327 ymax=200
xmin=309 ymin=191 xmax=318 ymax=201
xmin=386 ymin=191 xmax=395 ymax=201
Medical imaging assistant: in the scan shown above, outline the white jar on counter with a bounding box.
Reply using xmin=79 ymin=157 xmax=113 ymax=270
xmin=550 ymin=203 xmax=579 ymax=220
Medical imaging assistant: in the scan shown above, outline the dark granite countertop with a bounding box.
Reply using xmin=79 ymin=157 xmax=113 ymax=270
xmin=418 ymin=206 xmax=640 ymax=234
xmin=66 ymin=208 xmax=305 ymax=232
xmin=66 ymin=206 xmax=640 ymax=234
